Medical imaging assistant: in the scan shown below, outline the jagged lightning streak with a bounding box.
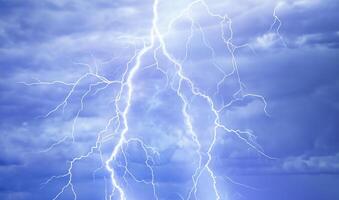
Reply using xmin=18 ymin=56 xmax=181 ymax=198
xmin=21 ymin=0 xmax=285 ymax=199
xmin=270 ymin=2 xmax=287 ymax=47
xmin=106 ymin=0 xmax=273 ymax=199
xmin=104 ymin=1 xmax=160 ymax=199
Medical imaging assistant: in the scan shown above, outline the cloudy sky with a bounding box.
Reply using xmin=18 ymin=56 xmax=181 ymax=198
xmin=1 ymin=0 xmax=339 ymax=200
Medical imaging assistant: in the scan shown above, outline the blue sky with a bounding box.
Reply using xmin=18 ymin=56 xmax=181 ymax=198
xmin=0 ymin=0 xmax=339 ymax=200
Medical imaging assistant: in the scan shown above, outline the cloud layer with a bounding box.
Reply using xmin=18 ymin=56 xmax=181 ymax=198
xmin=0 ymin=0 xmax=339 ymax=199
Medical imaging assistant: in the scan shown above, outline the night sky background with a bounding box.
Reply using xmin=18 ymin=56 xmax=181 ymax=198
xmin=1 ymin=0 xmax=339 ymax=200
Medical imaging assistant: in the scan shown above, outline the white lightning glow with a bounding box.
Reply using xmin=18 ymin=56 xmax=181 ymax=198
xmin=21 ymin=0 xmax=285 ymax=199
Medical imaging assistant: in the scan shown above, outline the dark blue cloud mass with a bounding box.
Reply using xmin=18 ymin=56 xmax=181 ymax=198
xmin=0 ymin=0 xmax=339 ymax=200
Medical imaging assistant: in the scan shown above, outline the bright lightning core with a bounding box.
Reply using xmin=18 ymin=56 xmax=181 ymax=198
xmin=23 ymin=0 xmax=283 ymax=199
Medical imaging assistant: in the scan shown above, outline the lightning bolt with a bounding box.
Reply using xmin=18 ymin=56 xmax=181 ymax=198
xmin=270 ymin=2 xmax=288 ymax=47
xmin=21 ymin=0 xmax=285 ymax=199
